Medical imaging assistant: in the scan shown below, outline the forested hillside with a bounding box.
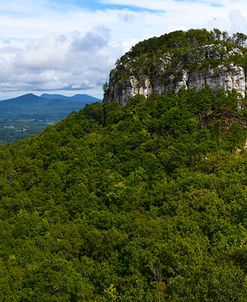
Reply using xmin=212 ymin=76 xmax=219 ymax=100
xmin=1 ymin=87 xmax=247 ymax=301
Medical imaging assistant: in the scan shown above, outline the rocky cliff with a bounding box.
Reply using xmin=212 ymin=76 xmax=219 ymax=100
xmin=103 ymin=29 xmax=247 ymax=105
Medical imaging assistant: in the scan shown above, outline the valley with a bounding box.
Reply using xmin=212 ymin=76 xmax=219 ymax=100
xmin=0 ymin=93 xmax=101 ymax=143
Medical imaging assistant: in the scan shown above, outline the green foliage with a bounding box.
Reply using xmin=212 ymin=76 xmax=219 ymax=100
xmin=0 ymin=89 xmax=247 ymax=300
xmin=109 ymin=28 xmax=247 ymax=93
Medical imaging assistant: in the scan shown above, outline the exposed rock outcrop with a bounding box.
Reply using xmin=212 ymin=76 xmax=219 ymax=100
xmin=104 ymin=30 xmax=247 ymax=105
xmin=188 ymin=64 xmax=245 ymax=97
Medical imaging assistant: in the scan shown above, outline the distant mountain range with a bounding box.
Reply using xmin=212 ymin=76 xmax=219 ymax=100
xmin=0 ymin=93 xmax=101 ymax=116
xmin=0 ymin=93 xmax=101 ymax=143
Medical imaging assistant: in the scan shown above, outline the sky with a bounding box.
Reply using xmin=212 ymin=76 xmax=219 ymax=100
xmin=0 ymin=0 xmax=246 ymax=100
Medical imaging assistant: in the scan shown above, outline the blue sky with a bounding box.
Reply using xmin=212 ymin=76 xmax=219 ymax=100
xmin=62 ymin=0 xmax=151 ymax=11
xmin=0 ymin=0 xmax=246 ymax=99
xmin=60 ymin=0 xmax=222 ymax=11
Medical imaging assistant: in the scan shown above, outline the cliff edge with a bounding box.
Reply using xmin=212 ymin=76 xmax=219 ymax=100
xmin=104 ymin=29 xmax=247 ymax=105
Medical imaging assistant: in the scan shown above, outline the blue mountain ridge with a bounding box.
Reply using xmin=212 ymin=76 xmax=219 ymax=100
xmin=0 ymin=93 xmax=101 ymax=116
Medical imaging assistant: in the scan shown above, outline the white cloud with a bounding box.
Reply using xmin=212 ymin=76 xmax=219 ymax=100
xmin=0 ymin=28 xmax=123 ymax=98
xmin=0 ymin=0 xmax=246 ymax=99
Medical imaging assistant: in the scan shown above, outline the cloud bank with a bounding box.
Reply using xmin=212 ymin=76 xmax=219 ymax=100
xmin=0 ymin=28 xmax=123 ymax=99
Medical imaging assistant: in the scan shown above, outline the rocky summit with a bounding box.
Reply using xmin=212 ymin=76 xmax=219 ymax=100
xmin=104 ymin=29 xmax=247 ymax=105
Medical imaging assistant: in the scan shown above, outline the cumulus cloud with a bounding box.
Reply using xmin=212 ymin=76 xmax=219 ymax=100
xmin=71 ymin=28 xmax=110 ymax=52
xmin=0 ymin=28 xmax=123 ymax=98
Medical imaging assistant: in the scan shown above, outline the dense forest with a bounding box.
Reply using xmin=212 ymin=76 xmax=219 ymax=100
xmin=1 ymin=86 xmax=247 ymax=301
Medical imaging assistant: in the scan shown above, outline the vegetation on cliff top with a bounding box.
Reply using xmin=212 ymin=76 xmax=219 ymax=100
xmin=105 ymin=28 xmax=247 ymax=91
xmin=122 ymin=28 xmax=247 ymax=59
xmin=1 ymin=86 xmax=247 ymax=300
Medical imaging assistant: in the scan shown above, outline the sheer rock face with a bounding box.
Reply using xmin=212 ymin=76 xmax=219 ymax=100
xmin=105 ymin=73 xmax=152 ymax=106
xmin=104 ymin=43 xmax=246 ymax=105
xmin=188 ymin=64 xmax=246 ymax=97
